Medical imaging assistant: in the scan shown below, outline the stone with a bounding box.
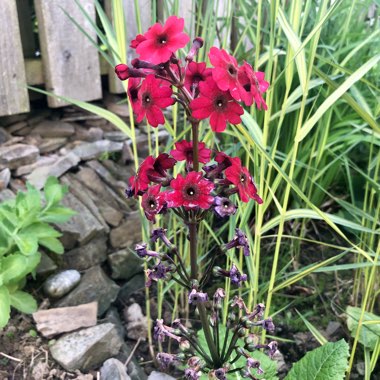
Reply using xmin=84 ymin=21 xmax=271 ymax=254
xmin=103 ymin=307 xmax=125 ymax=341
xmin=121 ymin=143 xmax=134 ymax=164
xmin=43 ymin=270 xmax=81 ymax=299
xmin=7 ymin=120 xmax=28 ymax=134
xmin=56 ymin=192 xmax=105 ymax=247
xmin=15 ymin=155 xmax=58 ymax=177
xmin=55 ymin=266 xmax=120 ymax=316
xmin=0 ymin=189 xmax=15 ymax=202
xmin=119 ymin=343 xmax=148 ymax=380
xmin=60 ymin=174 xmax=110 ymax=233
xmin=9 ymin=179 xmax=26 ymax=193
xmin=100 ymin=358 xmax=130 ymax=380
xmin=105 ymin=94 xmax=129 ymax=117
xmin=38 ymin=138 xmax=68 ymax=153
xmin=0 ymin=168 xmax=11 ymax=190
xmin=124 ymin=303 xmax=148 ymax=341
xmin=63 ymin=234 xmax=108 ymax=271
xmin=0 ymin=127 xmax=11 ymax=144
xmin=33 ymin=302 xmax=97 ymax=338
xmin=26 ymin=152 xmax=80 ymax=189
xmin=86 ymin=160 xmax=127 ymax=195
xmin=72 ymin=140 xmax=123 ymax=161
xmin=103 ymin=131 xmax=129 ymax=142
xmin=108 ymin=249 xmax=143 ymax=280
xmin=110 ymin=213 xmax=142 ymax=249
xmin=74 ymin=125 xmax=104 ymax=142
xmin=147 ymin=372 xmax=176 ymax=380
xmin=0 ymin=144 xmax=39 ymax=170
xmin=36 ymin=252 xmax=58 ymax=276
xmin=50 ymin=323 xmax=123 ymax=372
xmin=117 ymin=274 xmax=145 ymax=305
xmin=31 ymin=120 xmax=75 ymax=138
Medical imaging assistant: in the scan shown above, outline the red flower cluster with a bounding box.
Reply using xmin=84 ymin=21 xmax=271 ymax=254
xmin=115 ymin=17 xmax=268 ymax=130
xmin=126 ymin=141 xmax=262 ymax=223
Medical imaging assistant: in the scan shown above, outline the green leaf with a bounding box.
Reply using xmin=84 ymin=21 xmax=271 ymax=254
xmin=39 ymin=206 xmax=77 ymax=224
xmin=22 ymin=222 xmax=62 ymax=239
xmin=0 ymin=253 xmax=27 ymax=285
xmin=14 ymin=233 xmax=39 ymax=256
xmin=346 ymin=306 xmax=380 ymax=350
xmin=0 ymin=285 xmax=11 ymax=328
xmin=25 ymin=182 xmax=41 ymax=210
xmin=39 ymin=237 xmax=64 ymax=254
xmin=285 ymin=340 xmax=349 ymax=380
xmin=43 ymin=177 xmax=66 ymax=206
xmin=9 ymin=290 xmax=37 ymax=314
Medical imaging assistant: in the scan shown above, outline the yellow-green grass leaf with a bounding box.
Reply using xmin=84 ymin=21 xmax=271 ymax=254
xmin=28 ymin=86 xmax=132 ymax=138
xmin=296 ymin=54 xmax=380 ymax=141
xmin=296 ymin=310 xmax=328 ymax=345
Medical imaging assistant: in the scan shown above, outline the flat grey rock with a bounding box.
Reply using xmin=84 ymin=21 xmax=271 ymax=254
xmin=108 ymin=249 xmax=143 ymax=280
xmin=100 ymin=358 xmax=131 ymax=380
xmin=147 ymin=372 xmax=176 ymax=380
xmin=0 ymin=144 xmax=39 ymax=170
xmin=72 ymin=140 xmax=123 ymax=161
xmin=63 ymin=234 xmax=108 ymax=271
xmin=0 ymin=168 xmax=11 ymax=190
xmin=36 ymin=252 xmax=58 ymax=276
xmin=15 ymin=155 xmax=58 ymax=177
xmin=117 ymin=274 xmax=145 ymax=305
xmin=110 ymin=213 xmax=142 ymax=249
xmin=26 ymin=152 xmax=80 ymax=189
xmin=0 ymin=189 xmax=15 ymax=202
xmin=31 ymin=120 xmax=75 ymax=138
xmin=50 ymin=323 xmax=123 ymax=372
xmin=57 ymin=192 xmax=105 ymax=247
xmin=38 ymin=138 xmax=68 ymax=154
xmin=55 ymin=266 xmax=120 ymax=316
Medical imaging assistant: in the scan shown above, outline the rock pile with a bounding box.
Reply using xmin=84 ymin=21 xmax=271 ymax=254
xmin=0 ymin=106 xmax=170 ymax=379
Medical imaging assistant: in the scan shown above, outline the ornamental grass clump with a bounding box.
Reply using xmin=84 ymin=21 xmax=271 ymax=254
xmin=115 ymin=15 xmax=275 ymax=379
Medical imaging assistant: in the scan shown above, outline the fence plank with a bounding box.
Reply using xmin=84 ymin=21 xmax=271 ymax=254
xmin=105 ymin=0 xmax=152 ymax=94
xmin=0 ymin=0 xmax=30 ymax=116
xmin=34 ymin=0 xmax=102 ymax=107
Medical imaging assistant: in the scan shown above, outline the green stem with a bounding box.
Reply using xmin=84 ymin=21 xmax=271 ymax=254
xmin=198 ymin=303 xmax=221 ymax=366
xmin=189 ymin=222 xmax=198 ymax=280
xmin=222 ymin=329 xmax=239 ymax=363
xmin=192 ymin=121 xmax=199 ymax=172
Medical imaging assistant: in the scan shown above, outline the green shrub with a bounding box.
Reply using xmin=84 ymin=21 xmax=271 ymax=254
xmin=0 ymin=177 xmax=75 ymax=328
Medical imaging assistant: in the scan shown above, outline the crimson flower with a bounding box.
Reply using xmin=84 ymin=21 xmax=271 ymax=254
xmin=166 ymin=172 xmax=214 ymax=209
xmin=127 ymin=77 xmax=141 ymax=113
xmin=134 ymin=74 xmax=174 ymax=127
xmin=208 ymin=47 xmax=245 ymax=101
xmin=238 ymin=62 xmax=269 ymax=109
xmin=170 ymin=140 xmax=211 ymax=164
xmin=225 ymin=157 xmax=263 ymax=203
xmin=184 ymin=61 xmax=212 ymax=94
xmin=141 ymin=185 xmax=166 ymax=222
xmin=136 ymin=16 xmax=190 ymax=64
xmin=128 ymin=154 xmax=176 ymax=196
xmin=190 ymin=77 xmax=244 ymax=132
xmin=130 ymin=34 xmax=146 ymax=49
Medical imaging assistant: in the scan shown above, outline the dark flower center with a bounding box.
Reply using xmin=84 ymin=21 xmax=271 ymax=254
xmin=183 ymin=183 xmax=199 ymax=199
xmin=191 ymin=74 xmax=203 ymax=83
xmin=228 ymin=64 xmax=237 ymax=76
xmin=142 ymin=92 xmax=152 ymax=106
xmin=215 ymin=96 xmax=226 ymax=110
xmin=158 ymin=35 xmax=168 ymax=45
xmin=223 ymin=201 xmax=230 ymax=208
xmin=243 ymin=83 xmax=251 ymax=92
xmin=149 ymin=199 xmax=156 ymax=209
xmin=240 ymin=174 xmax=247 ymax=183
xmin=129 ymin=88 xmax=139 ymax=102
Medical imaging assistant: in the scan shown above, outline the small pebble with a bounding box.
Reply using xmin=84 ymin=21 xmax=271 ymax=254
xmin=43 ymin=270 xmax=81 ymax=298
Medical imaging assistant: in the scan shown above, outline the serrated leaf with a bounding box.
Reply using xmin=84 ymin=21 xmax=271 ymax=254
xmin=22 ymin=222 xmax=62 ymax=239
xmin=0 ymin=285 xmax=11 ymax=328
xmin=285 ymin=340 xmax=349 ymax=380
xmin=346 ymin=306 xmax=380 ymax=350
xmin=25 ymin=182 xmax=41 ymax=210
xmin=44 ymin=177 xmax=66 ymax=206
xmin=14 ymin=233 xmax=39 ymax=256
xmin=0 ymin=253 xmax=27 ymax=285
xmin=39 ymin=207 xmax=77 ymax=224
xmin=9 ymin=290 xmax=37 ymax=314
xmin=39 ymin=237 xmax=64 ymax=254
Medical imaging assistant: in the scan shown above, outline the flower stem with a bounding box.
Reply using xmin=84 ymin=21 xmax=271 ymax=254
xmin=189 ymin=222 xmax=198 ymax=280
xmin=197 ymin=303 xmax=221 ymax=366
xmin=191 ymin=121 xmax=199 ymax=172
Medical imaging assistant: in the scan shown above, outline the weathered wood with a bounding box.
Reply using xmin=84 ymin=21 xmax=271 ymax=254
xmin=16 ymin=0 xmax=37 ymax=58
xmin=0 ymin=0 xmax=30 ymax=116
xmin=34 ymin=0 xmax=102 ymax=107
xmin=105 ymin=0 xmax=152 ymax=94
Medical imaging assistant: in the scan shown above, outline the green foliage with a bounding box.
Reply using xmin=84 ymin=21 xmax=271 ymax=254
xmin=285 ymin=340 xmax=349 ymax=380
xmin=346 ymin=306 xmax=380 ymax=350
xmin=0 ymin=177 xmax=75 ymax=328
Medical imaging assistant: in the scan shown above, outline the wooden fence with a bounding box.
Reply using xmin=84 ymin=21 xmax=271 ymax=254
xmin=1 ymin=0 xmax=229 ymax=117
